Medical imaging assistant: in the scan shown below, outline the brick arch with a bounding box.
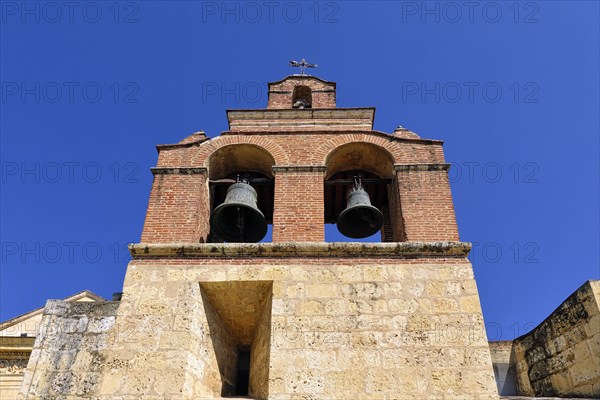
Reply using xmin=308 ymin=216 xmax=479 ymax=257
xmin=192 ymin=135 xmax=290 ymax=166
xmin=324 ymin=140 xmax=396 ymax=179
xmin=315 ymin=134 xmax=402 ymax=166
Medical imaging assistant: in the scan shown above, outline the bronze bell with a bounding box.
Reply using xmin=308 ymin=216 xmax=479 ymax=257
xmin=210 ymin=182 xmax=267 ymax=243
xmin=337 ymin=180 xmax=383 ymax=239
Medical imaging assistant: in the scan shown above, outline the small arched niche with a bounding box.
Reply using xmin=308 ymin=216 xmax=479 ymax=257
xmin=292 ymin=86 xmax=312 ymax=109
xmin=324 ymin=142 xmax=397 ymax=242
xmin=207 ymin=144 xmax=275 ymax=242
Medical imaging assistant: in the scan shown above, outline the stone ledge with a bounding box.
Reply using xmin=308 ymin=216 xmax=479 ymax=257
xmin=0 ymin=336 xmax=35 ymax=360
xmin=151 ymin=167 xmax=208 ymax=175
xmin=272 ymin=165 xmax=327 ymax=173
xmin=128 ymin=241 xmax=471 ymax=258
xmin=501 ymin=397 xmax=600 ymax=399
xmin=394 ymin=163 xmax=451 ymax=172
xmin=220 ymin=129 xmax=443 ymax=145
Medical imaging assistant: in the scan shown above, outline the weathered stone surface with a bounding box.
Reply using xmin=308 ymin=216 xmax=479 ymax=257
xmin=129 ymin=241 xmax=472 ymax=258
xmin=20 ymin=251 xmax=497 ymax=399
xmin=16 ymin=301 xmax=119 ymax=399
xmin=511 ymin=280 xmax=600 ymax=398
xmin=16 ymin=253 xmax=499 ymax=399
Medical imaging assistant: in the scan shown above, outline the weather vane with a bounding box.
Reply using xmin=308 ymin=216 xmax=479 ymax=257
xmin=289 ymin=58 xmax=318 ymax=75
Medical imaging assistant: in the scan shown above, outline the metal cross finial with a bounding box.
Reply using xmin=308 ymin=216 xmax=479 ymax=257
xmin=289 ymin=58 xmax=318 ymax=75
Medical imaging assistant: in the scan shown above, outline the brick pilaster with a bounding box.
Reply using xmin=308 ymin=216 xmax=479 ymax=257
xmin=141 ymin=168 xmax=210 ymax=243
xmin=393 ymin=164 xmax=459 ymax=241
xmin=271 ymin=166 xmax=325 ymax=242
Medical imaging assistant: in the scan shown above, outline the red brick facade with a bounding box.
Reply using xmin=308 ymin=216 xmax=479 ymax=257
xmin=140 ymin=76 xmax=459 ymax=243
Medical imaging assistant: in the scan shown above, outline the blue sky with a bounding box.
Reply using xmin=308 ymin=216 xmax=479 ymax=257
xmin=1 ymin=1 xmax=598 ymax=340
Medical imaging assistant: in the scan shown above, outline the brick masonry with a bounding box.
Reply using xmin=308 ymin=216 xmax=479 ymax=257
xmin=141 ymin=76 xmax=456 ymax=244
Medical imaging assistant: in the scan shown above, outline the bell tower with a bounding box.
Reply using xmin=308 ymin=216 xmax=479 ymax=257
xmin=101 ymin=74 xmax=499 ymax=398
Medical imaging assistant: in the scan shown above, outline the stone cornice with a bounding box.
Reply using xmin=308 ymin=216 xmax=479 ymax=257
xmin=0 ymin=337 xmax=35 ymax=359
xmin=156 ymin=136 xmax=210 ymax=150
xmin=0 ymin=350 xmax=32 ymax=360
xmin=226 ymin=107 xmax=375 ymax=115
xmin=129 ymin=242 xmax=471 ymax=258
xmin=151 ymin=167 xmax=208 ymax=176
xmin=0 ymin=337 xmax=36 ymax=346
xmin=268 ymin=75 xmax=336 ymax=87
xmin=272 ymin=166 xmax=327 ymax=173
xmin=226 ymin=108 xmax=376 ymax=131
xmin=219 ymin=130 xmax=444 ymax=145
xmin=269 ymin=89 xmax=336 ymax=94
xmin=394 ymin=163 xmax=451 ymax=172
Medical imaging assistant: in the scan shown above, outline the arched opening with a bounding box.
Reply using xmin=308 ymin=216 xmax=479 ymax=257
xmin=208 ymin=144 xmax=275 ymax=180
xmin=325 ymin=142 xmax=394 ymax=180
xmin=208 ymin=145 xmax=275 ymax=243
xmin=292 ymin=86 xmax=312 ymax=109
xmin=324 ymin=142 xmax=399 ymax=242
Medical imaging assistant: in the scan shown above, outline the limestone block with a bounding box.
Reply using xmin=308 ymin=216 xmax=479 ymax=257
xmin=460 ymin=295 xmax=483 ymax=313
xmin=305 ymin=283 xmax=339 ymax=298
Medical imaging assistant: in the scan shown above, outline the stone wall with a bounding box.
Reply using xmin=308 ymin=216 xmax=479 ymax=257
xmin=17 ymin=300 xmax=119 ymax=399
xmin=512 ymin=280 xmax=600 ymax=397
xmin=64 ymin=242 xmax=499 ymax=399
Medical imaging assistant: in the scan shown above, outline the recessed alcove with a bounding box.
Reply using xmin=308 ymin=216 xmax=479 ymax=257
xmin=291 ymin=85 xmax=312 ymax=108
xmin=199 ymin=281 xmax=273 ymax=399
